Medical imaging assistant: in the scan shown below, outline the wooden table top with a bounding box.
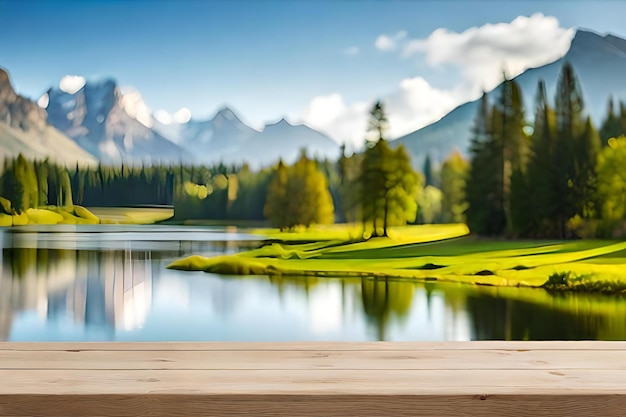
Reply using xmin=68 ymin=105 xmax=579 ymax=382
xmin=1 ymin=341 xmax=625 ymax=416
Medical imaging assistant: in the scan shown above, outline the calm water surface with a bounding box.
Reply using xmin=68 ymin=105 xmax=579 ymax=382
xmin=1 ymin=225 xmax=625 ymax=341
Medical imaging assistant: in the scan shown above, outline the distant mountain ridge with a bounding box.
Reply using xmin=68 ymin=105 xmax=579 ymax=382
xmin=154 ymin=107 xmax=339 ymax=168
xmin=5 ymin=27 xmax=625 ymax=169
xmin=232 ymin=118 xmax=340 ymax=168
xmin=393 ymin=29 xmax=626 ymax=167
xmin=153 ymin=106 xmax=259 ymax=164
xmin=40 ymin=76 xmax=339 ymax=167
xmin=0 ymin=68 xmax=97 ymax=166
xmin=44 ymin=79 xmax=191 ymax=164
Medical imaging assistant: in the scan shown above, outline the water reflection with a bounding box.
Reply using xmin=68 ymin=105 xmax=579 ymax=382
xmin=2 ymin=227 xmax=626 ymax=341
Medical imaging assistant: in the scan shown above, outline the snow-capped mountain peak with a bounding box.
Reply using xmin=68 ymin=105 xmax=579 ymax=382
xmin=119 ymin=87 xmax=153 ymax=128
xmin=213 ymin=106 xmax=237 ymax=121
xmin=0 ymin=67 xmax=97 ymax=165
xmin=45 ymin=76 xmax=190 ymax=164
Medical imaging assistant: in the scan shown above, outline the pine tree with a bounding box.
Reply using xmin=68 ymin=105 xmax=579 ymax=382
xmin=337 ymin=148 xmax=363 ymax=223
xmin=524 ymin=80 xmax=559 ymax=236
xmin=366 ymin=100 xmax=389 ymax=146
xmin=553 ymin=61 xmax=587 ymax=237
xmin=34 ymin=160 xmax=49 ymax=206
xmin=264 ymin=160 xmax=288 ymax=229
xmin=552 ymin=62 xmax=599 ymax=236
xmin=1 ymin=159 xmax=23 ymax=212
xmin=597 ymin=136 xmax=626 ymax=222
xmin=359 ymin=101 xmax=419 ymax=237
xmin=14 ymin=154 xmax=38 ymax=209
xmin=58 ymin=168 xmax=73 ymax=207
xmin=576 ymin=116 xmax=601 ymax=218
xmin=618 ymin=101 xmax=626 ymax=138
xmin=465 ymin=93 xmax=503 ymax=235
xmin=440 ymin=151 xmax=469 ymax=224
xmin=492 ymin=77 xmax=528 ymax=234
xmin=599 ymin=96 xmax=622 ymax=146
xmin=423 ymin=154 xmax=434 ymax=187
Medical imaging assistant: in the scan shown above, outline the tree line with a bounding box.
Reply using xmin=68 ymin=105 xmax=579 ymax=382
xmin=4 ymin=60 xmax=626 ymax=239
xmin=464 ymin=61 xmax=626 ymax=238
xmin=0 ymin=102 xmax=425 ymax=235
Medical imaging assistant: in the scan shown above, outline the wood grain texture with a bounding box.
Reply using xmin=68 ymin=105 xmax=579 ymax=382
xmin=2 ymin=341 xmax=626 ymax=350
xmin=0 ymin=342 xmax=625 ymax=416
xmin=3 ymin=395 xmax=626 ymax=417
xmin=1 ymin=349 xmax=626 ymax=370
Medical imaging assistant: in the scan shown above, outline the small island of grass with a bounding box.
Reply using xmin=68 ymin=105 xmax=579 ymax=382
xmin=167 ymin=224 xmax=626 ymax=292
xmin=0 ymin=196 xmax=173 ymax=226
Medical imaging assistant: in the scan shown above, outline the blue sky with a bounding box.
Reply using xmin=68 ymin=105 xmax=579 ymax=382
xmin=2 ymin=0 xmax=626 ymax=145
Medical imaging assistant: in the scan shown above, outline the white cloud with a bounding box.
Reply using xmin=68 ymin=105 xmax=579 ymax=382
xmin=152 ymin=107 xmax=191 ymax=125
xmin=375 ymin=30 xmax=407 ymax=51
xmin=119 ymin=87 xmax=153 ymax=128
xmin=375 ymin=35 xmax=395 ymax=51
xmin=303 ymin=14 xmax=573 ymax=146
xmin=59 ymin=75 xmax=86 ymax=94
xmin=302 ymin=77 xmax=462 ymax=147
xmin=37 ymin=93 xmax=49 ymax=108
xmin=154 ymin=109 xmax=172 ymax=125
xmin=301 ymin=93 xmax=370 ymax=148
xmin=344 ymin=46 xmax=360 ymax=56
xmin=173 ymin=107 xmax=192 ymax=124
xmin=386 ymin=76 xmax=463 ymax=139
xmin=403 ymin=13 xmax=574 ymax=94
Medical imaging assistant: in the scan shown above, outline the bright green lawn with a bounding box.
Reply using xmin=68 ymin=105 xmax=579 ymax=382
xmin=0 ymin=206 xmax=101 ymax=226
xmin=0 ymin=206 xmax=173 ymax=226
xmin=88 ymin=207 xmax=174 ymax=224
xmin=168 ymin=224 xmax=626 ymax=291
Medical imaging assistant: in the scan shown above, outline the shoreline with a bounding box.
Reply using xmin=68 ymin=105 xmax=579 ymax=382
xmin=168 ymin=224 xmax=626 ymax=294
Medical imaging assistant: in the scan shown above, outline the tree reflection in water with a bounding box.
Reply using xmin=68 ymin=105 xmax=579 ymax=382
xmin=3 ymin=239 xmax=626 ymax=341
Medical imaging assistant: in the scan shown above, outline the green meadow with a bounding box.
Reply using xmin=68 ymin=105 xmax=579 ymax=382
xmin=168 ymin=224 xmax=626 ymax=292
xmin=0 ymin=204 xmax=173 ymax=226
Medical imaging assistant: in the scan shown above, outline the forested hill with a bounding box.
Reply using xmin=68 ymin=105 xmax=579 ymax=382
xmin=393 ymin=29 xmax=626 ymax=167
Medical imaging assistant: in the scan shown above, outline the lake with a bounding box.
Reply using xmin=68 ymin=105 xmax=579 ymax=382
xmin=1 ymin=225 xmax=625 ymax=342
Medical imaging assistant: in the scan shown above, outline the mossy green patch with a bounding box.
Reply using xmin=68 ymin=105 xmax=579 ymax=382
xmin=25 ymin=209 xmax=64 ymax=225
xmin=88 ymin=207 xmax=173 ymax=224
xmin=0 ymin=213 xmax=12 ymax=226
xmin=73 ymin=205 xmax=100 ymax=223
xmin=44 ymin=206 xmax=98 ymax=224
xmin=11 ymin=212 xmax=29 ymax=226
xmin=0 ymin=197 xmax=12 ymax=215
xmin=169 ymin=255 xmax=272 ymax=275
xmin=169 ymin=224 xmax=626 ymax=292
xmin=0 ymin=202 xmax=172 ymax=227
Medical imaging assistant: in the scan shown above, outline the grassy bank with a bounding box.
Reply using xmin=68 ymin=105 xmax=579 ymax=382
xmin=88 ymin=207 xmax=174 ymax=224
xmin=0 ymin=206 xmax=173 ymax=226
xmin=167 ymin=224 xmax=626 ymax=291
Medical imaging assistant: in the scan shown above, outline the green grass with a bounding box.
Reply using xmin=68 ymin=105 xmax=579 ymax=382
xmin=87 ymin=207 xmax=174 ymax=224
xmin=0 ymin=206 xmax=99 ymax=225
xmin=0 ymin=206 xmax=174 ymax=226
xmin=168 ymin=223 xmax=626 ymax=292
xmin=249 ymin=224 xmax=367 ymax=242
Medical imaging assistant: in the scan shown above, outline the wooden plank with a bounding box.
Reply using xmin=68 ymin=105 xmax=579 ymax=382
xmin=2 ymin=341 xmax=626 ymax=351
xmin=2 ymin=369 xmax=626 ymax=395
xmin=2 ymin=342 xmax=626 ymax=416
xmin=0 ymin=348 xmax=624 ymax=370
xmin=2 ymin=394 xmax=626 ymax=417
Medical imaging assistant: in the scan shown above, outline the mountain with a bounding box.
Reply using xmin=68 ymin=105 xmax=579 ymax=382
xmin=44 ymin=78 xmax=191 ymax=164
xmin=0 ymin=68 xmax=97 ymax=166
xmin=154 ymin=106 xmax=259 ymax=163
xmin=228 ymin=118 xmax=340 ymax=168
xmin=156 ymin=108 xmax=340 ymax=168
xmin=393 ymin=29 xmax=626 ymax=167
